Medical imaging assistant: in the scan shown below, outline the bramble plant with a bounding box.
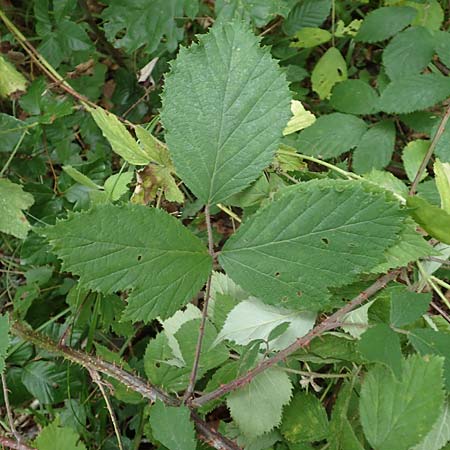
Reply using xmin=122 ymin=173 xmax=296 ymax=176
xmin=1 ymin=1 xmax=450 ymax=450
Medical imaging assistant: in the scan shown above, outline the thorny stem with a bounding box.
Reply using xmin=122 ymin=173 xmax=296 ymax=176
xmin=191 ymin=269 xmax=400 ymax=407
xmin=409 ymin=101 xmax=450 ymax=195
xmin=184 ymin=204 xmax=215 ymax=402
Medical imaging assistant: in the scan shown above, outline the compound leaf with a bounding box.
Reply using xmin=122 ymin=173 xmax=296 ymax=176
xmin=220 ymin=180 xmax=406 ymax=311
xmin=162 ymin=21 xmax=291 ymax=204
xmin=360 ymin=355 xmax=445 ymax=450
xmin=227 ymin=367 xmax=293 ymax=438
xmin=42 ymin=204 xmax=211 ymax=322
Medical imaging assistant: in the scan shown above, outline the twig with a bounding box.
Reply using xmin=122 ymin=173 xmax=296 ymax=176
xmin=1 ymin=373 xmax=27 ymax=450
xmin=10 ymin=321 xmax=239 ymax=450
xmin=409 ymin=102 xmax=450 ymax=195
xmin=0 ymin=436 xmax=35 ymax=450
xmin=184 ymin=204 xmax=215 ymax=401
xmin=88 ymin=369 xmax=124 ymax=450
xmin=430 ymin=301 xmax=450 ymax=323
xmin=191 ymin=269 xmax=400 ymax=407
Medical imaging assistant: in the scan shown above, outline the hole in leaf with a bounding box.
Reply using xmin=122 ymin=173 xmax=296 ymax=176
xmin=275 ymin=272 xmax=280 ymax=277
xmin=321 ymin=237 xmax=329 ymax=245
xmin=337 ymin=68 xmax=343 ymax=76
xmin=296 ymin=291 xmax=302 ymax=297
xmin=155 ymin=362 xmax=160 ymax=368
xmin=137 ymin=255 xmax=143 ymax=261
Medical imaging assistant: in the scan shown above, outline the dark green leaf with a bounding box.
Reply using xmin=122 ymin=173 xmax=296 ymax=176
xmin=390 ymin=288 xmax=431 ymax=327
xmin=283 ymin=0 xmax=331 ymax=35
xmin=330 ymin=80 xmax=379 ymax=115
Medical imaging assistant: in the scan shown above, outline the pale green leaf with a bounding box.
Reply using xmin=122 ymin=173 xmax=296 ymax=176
xmin=363 ymin=169 xmax=408 ymax=198
xmin=214 ymin=298 xmax=316 ymax=351
xmin=227 ymin=367 xmax=293 ymax=438
xmin=135 ymin=125 xmax=173 ymax=168
xmin=88 ymin=106 xmax=151 ymax=165
xmin=342 ymin=301 xmax=374 ymax=339
xmin=103 ymin=172 xmax=134 ymax=201
xmin=435 ymin=159 xmax=450 ymax=214
xmin=412 ymin=402 xmax=450 ymax=450
xmin=283 ymin=100 xmax=316 ymax=135
xmin=220 ymin=180 xmax=405 ymax=311
xmin=280 ymin=392 xmax=329 ymax=443
xmin=0 ymin=315 xmax=9 ymax=374
xmin=378 ymin=74 xmax=450 ymax=114
xmin=0 ymin=178 xmax=34 ymax=239
xmin=34 ymin=419 xmax=86 ymax=450
xmin=311 ymin=48 xmax=347 ymax=99
xmin=62 ymin=166 xmax=101 ymax=189
xmin=382 ymin=27 xmax=435 ymax=80
xmin=330 ymin=79 xmax=379 ymax=115
xmin=43 ymin=204 xmax=211 ymax=322
xmin=149 ymin=401 xmax=196 ymax=450
xmin=402 ymin=139 xmax=429 ymax=183
xmin=294 ymin=113 xmax=366 ymax=159
xmin=335 ymin=19 xmax=362 ymax=38
xmin=355 ymin=6 xmax=417 ymax=43
xmin=435 ymin=31 xmax=450 ymax=68
xmin=0 ymin=55 xmax=27 ymax=98
xmin=290 ymin=27 xmax=331 ymax=48
xmin=353 ymin=121 xmax=396 ymax=173
xmin=407 ymin=196 xmax=450 ymax=245
xmin=283 ymin=0 xmax=331 ymax=36
xmin=407 ymin=0 xmax=443 ymax=30
xmin=0 ymin=113 xmax=26 ymax=153
xmin=358 ymin=323 xmax=402 ymax=378
xmin=360 ymin=355 xmax=445 ymax=450
xmin=161 ymin=21 xmax=291 ymax=204
xmin=390 ymin=287 xmax=431 ymax=327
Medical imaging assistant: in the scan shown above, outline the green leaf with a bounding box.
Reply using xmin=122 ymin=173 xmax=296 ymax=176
xmin=435 ymin=159 xmax=450 ymax=214
xmin=402 ymin=139 xmax=429 ymax=183
xmin=360 ymin=355 xmax=445 ymax=450
xmin=227 ymin=367 xmax=293 ymax=438
xmin=372 ymin=218 xmax=435 ymax=273
xmin=215 ymin=0 xmax=291 ymax=28
xmin=161 ymin=21 xmax=291 ymax=204
xmin=290 ymin=27 xmax=332 ymax=48
xmin=329 ymin=381 xmax=365 ymax=450
xmin=214 ymin=298 xmax=316 ymax=350
xmin=220 ymin=180 xmax=405 ymax=311
xmin=353 ymin=121 xmax=396 ymax=174
xmin=412 ymin=402 xmax=450 ymax=450
xmin=355 ymin=6 xmax=417 ymax=43
xmin=435 ymin=31 xmax=450 ymax=68
xmin=311 ymin=48 xmax=347 ymax=100
xmin=294 ymin=113 xmax=366 ymax=159
xmin=34 ymin=419 xmax=87 ymax=450
xmin=280 ymin=392 xmax=329 ymax=443
xmin=358 ymin=323 xmax=402 ymax=378
xmin=342 ymin=301 xmax=374 ymax=339
xmin=383 ymin=27 xmax=435 ymax=80
xmin=390 ymin=287 xmax=431 ymax=327
xmin=0 ymin=315 xmax=9 ymax=374
xmin=149 ymin=401 xmax=196 ymax=450
xmin=62 ymin=166 xmax=101 ymax=189
xmin=283 ymin=0 xmax=331 ymax=36
xmin=409 ymin=329 xmax=450 ymax=391
xmin=0 ymin=55 xmax=27 ymax=98
xmin=0 ymin=114 xmax=26 ymax=153
xmin=0 ymin=178 xmax=34 ymax=239
xmin=102 ymin=0 xmax=192 ymax=53
xmin=103 ymin=172 xmax=134 ymax=201
xmin=408 ymin=0 xmax=443 ymax=30
xmin=135 ymin=126 xmax=173 ymax=168
xmin=407 ymin=195 xmax=450 ymax=245
xmin=330 ymin=79 xmax=379 ymax=115
xmin=43 ymin=204 xmax=211 ymax=322
xmin=363 ymin=169 xmax=408 ymax=199
xmin=378 ymin=74 xmax=450 ymax=114
xmin=88 ymin=106 xmax=151 ymax=165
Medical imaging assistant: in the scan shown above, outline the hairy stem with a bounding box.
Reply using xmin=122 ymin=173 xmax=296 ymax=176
xmin=191 ymin=269 xmax=400 ymax=408
xmin=409 ymin=102 xmax=450 ymax=195
xmin=184 ymin=204 xmax=215 ymax=401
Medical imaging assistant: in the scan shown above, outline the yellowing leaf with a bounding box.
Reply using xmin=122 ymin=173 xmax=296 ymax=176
xmin=435 ymin=159 xmax=450 ymax=214
xmin=402 ymin=139 xmax=429 ymax=182
xmin=0 ymin=55 xmax=27 ymax=98
xmin=311 ymin=48 xmax=347 ymax=99
xmin=290 ymin=27 xmax=331 ymax=48
xmin=283 ymin=100 xmax=316 ymax=135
